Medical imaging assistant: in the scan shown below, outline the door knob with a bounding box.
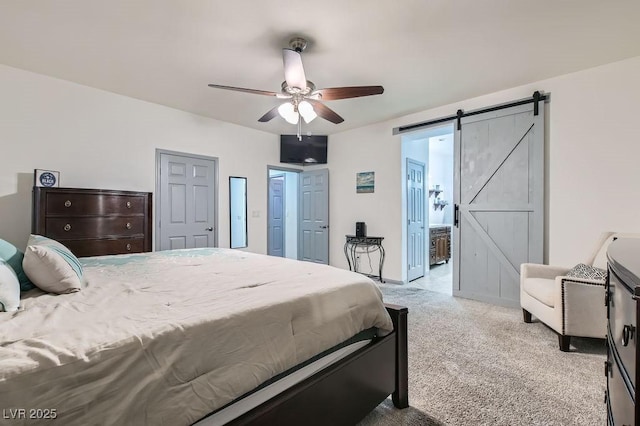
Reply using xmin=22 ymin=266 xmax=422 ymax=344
xmin=205 ymin=227 xmax=213 ymax=231
xmin=320 ymin=225 xmax=329 ymax=229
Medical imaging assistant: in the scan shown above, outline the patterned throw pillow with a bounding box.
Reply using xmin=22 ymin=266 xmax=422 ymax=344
xmin=566 ymin=263 xmax=607 ymax=281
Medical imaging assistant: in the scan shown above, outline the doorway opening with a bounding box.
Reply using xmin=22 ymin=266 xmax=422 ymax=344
xmin=401 ymin=124 xmax=454 ymax=294
xmin=267 ymin=167 xmax=300 ymax=260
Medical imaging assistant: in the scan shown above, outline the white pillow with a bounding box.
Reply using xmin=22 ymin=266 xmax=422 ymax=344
xmin=23 ymin=235 xmax=83 ymax=294
xmin=0 ymin=260 xmax=20 ymax=312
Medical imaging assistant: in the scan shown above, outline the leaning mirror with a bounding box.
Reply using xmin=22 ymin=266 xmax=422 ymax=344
xmin=229 ymin=177 xmax=248 ymax=248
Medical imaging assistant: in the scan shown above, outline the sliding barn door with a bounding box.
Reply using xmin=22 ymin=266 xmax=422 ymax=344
xmin=453 ymin=101 xmax=544 ymax=307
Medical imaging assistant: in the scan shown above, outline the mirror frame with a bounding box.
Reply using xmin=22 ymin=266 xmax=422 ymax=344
xmin=229 ymin=176 xmax=248 ymax=249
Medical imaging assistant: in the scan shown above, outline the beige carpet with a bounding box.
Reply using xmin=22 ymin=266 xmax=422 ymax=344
xmin=358 ymin=285 xmax=606 ymax=426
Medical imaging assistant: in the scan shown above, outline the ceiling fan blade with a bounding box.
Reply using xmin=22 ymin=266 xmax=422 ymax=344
xmin=307 ymin=99 xmax=344 ymax=124
xmin=258 ymin=106 xmax=280 ymax=122
xmin=282 ymin=48 xmax=307 ymax=90
xmin=208 ymin=84 xmax=280 ymax=97
xmin=313 ymin=86 xmax=384 ymax=101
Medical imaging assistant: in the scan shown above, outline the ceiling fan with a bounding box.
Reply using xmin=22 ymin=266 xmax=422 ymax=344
xmin=208 ymin=37 xmax=384 ymax=127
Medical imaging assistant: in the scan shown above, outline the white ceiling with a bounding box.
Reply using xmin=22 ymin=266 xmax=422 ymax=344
xmin=1 ymin=1 xmax=639 ymax=136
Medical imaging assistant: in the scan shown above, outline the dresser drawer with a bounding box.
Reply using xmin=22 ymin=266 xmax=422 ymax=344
xmin=45 ymin=217 xmax=145 ymax=239
xmin=610 ymin=268 xmax=637 ymax=387
xmin=608 ymin=346 xmax=636 ymax=426
xmin=45 ymin=193 xmax=146 ymax=216
xmin=62 ymin=238 xmax=145 ymax=257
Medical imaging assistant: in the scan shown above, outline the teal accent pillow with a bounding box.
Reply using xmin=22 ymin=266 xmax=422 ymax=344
xmin=23 ymin=235 xmax=83 ymax=294
xmin=0 ymin=260 xmax=21 ymax=311
xmin=0 ymin=238 xmax=35 ymax=291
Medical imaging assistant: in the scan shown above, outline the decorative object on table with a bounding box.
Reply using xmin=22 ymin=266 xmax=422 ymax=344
xmin=355 ymin=222 xmax=366 ymax=237
xmin=356 ymin=171 xmax=375 ymax=193
xmin=34 ymin=169 xmax=60 ymax=187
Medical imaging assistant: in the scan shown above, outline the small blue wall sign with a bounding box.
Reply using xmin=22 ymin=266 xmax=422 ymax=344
xmin=34 ymin=169 xmax=60 ymax=187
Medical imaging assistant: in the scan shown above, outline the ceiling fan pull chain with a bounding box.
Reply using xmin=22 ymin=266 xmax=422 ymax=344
xmin=297 ymin=118 xmax=302 ymax=141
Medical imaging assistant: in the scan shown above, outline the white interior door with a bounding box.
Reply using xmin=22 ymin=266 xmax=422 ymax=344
xmin=299 ymin=168 xmax=329 ymax=264
xmin=407 ymin=159 xmax=426 ymax=281
xmin=268 ymin=175 xmax=285 ymax=257
xmin=157 ymin=151 xmax=217 ymax=250
xmin=453 ymin=101 xmax=544 ymax=307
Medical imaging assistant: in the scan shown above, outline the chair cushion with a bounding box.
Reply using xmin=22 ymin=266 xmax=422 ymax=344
xmin=522 ymin=277 xmax=555 ymax=308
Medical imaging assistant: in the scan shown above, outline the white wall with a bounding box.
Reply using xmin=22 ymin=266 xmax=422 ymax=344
xmin=0 ymin=64 xmax=279 ymax=253
xmin=4 ymin=55 xmax=640 ymax=279
xmin=428 ymin=134 xmax=454 ymax=225
xmin=328 ymin=55 xmax=640 ymax=282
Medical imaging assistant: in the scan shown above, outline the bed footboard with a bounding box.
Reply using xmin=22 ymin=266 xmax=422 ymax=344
xmin=386 ymin=303 xmax=409 ymax=409
xmin=222 ymin=304 xmax=409 ymax=426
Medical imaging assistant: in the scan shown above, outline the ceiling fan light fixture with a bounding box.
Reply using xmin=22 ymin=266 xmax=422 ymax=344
xmin=298 ymin=100 xmax=317 ymax=124
xmin=278 ymin=102 xmax=299 ymax=125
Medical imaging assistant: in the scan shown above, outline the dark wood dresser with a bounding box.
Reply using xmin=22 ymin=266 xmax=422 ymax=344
xmin=32 ymin=187 xmax=152 ymax=257
xmin=606 ymin=238 xmax=640 ymax=425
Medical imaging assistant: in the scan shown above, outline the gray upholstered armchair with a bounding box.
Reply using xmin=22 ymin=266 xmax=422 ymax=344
xmin=520 ymin=232 xmax=640 ymax=351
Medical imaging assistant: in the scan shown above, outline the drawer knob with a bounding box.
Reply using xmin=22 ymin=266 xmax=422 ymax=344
xmin=63 ymin=224 xmax=72 ymax=232
xmin=125 ymin=222 xmax=132 ymax=230
xmin=126 ymin=201 xmax=132 ymax=209
xmin=126 ymin=243 xmax=132 ymax=251
xmin=64 ymin=200 xmax=72 ymax=208
xmin=622 ymin=324 xmax=636 ymax=347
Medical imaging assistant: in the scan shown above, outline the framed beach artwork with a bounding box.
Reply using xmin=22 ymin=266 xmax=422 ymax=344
xmin=356 ymin=171 xmax=375 ymax=193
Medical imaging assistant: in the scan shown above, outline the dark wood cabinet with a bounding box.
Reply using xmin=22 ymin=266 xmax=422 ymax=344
xmin=33 ymin=187 xmax=152 ymax=257
xmin=606 ymin=238 xmax=640 ymax=426
xmin=429 ymin=225 xmax=451 ymax=266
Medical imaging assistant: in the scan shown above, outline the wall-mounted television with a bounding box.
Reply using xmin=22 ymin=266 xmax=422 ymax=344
xmin=280 ymin=135 xmax=328 ymax=165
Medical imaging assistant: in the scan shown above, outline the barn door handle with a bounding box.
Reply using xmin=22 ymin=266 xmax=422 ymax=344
xmin=205 ymin=227 xmax=213 ymax=231
xmin=454 ymin=204 xmax=460 ymax=228
xmin=622 ymin=324 xmax=636 ymax=347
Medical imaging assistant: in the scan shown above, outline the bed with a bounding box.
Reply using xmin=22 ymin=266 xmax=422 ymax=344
xmin=0 ymin=187 xmax=409 ymax=425
xmin=1 ymin=248 xmax=408 ymax=425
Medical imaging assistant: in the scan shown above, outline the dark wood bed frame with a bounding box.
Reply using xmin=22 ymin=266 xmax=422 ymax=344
xmin=225 ymin=304 xmax=408 ymax=426
xmin=32 ymin=186 xmax=409 ymax=425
